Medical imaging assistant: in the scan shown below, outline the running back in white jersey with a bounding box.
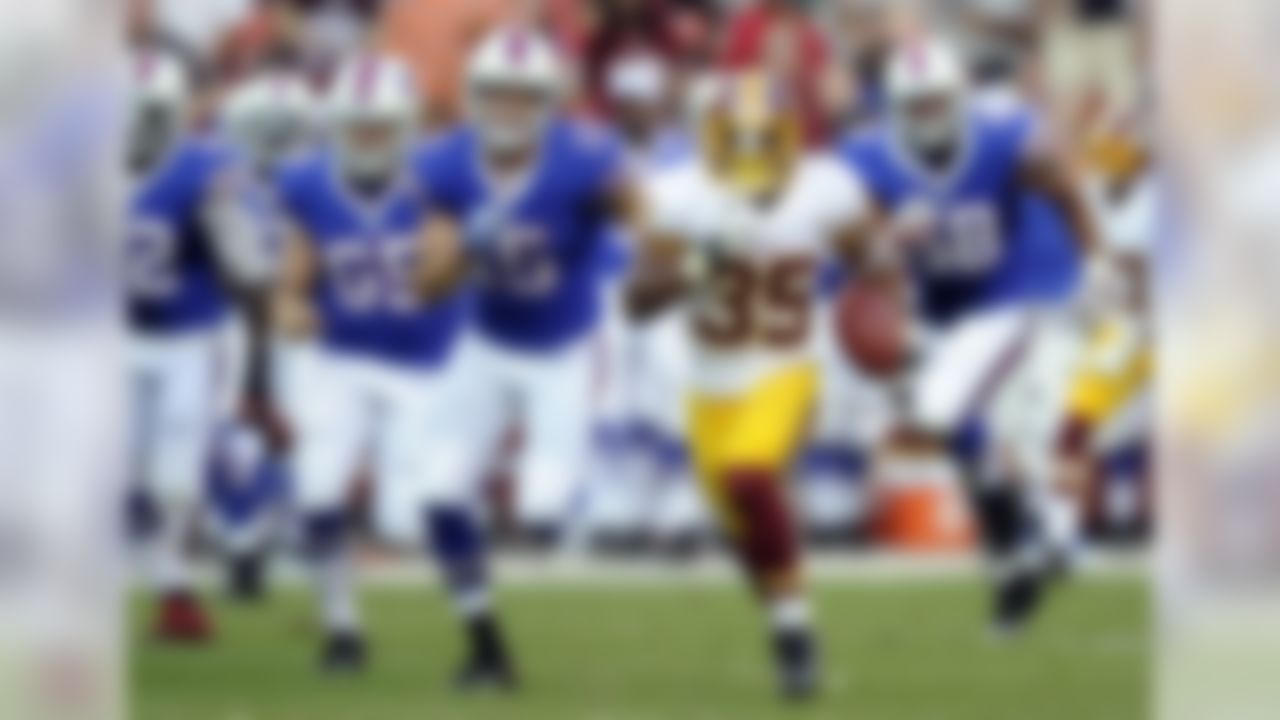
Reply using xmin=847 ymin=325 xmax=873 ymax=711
xmin=645 ymin=155 xmax=869 ymax=395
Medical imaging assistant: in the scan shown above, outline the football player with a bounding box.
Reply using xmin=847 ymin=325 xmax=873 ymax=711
xmin=1049 ymin=125 xmax=1153 ymax=561
xmin=412 ymin=27 xmax=637 ymax=690
xmin=587 ymin=52 xmax=705 ymax=555
xmin=126 ymin=49 xmax=277 ymax=642
xmin=213 ymin=69 xmax=317 ymax=600
xmin=221 ymin=70 xmax=317 ymax=183
xmin=273 ymin=54 xmax=468 ymax=672
xmin=838 ymin=36 xmax=1103 ymax=634
xmin=630 ymin=72 xmax=873 ymax=699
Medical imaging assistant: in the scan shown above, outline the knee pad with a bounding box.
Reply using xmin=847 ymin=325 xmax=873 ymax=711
xmin=300 ymin=510 xmax=348 ymax=560
xmin=424 ymin=505 xmax=487 ymax=589
xmin=948 ymin=423 xmax=990 ymax=475
xmin=425 ymin=505 xmax=484 ymax=560
xmin=516 ymin=455 xmax=581 ymax=531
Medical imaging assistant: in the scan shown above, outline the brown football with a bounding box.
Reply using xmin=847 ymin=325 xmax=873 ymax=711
xmin=834 ymin=279 xmax=913 ymax=378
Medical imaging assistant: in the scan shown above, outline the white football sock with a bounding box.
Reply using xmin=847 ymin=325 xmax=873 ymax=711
xmin=1041 ymin=490 xmax=1082 ymax=558
xmin=768 ymin=594 xmax=812 ymax=634
xmin=454 ymin=586 xmax=493 ymax=620
xmin=145 ymin=500 xmax=193 ymax=594
xmin=312 ymin=550 xmax=360 ymax=634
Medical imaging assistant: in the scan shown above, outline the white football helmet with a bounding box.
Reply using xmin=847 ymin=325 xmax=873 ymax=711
xmin=129 ymin=49 xmax=192 ymax=173
xmin=885 ymin=37 xmax=969 ymax=157
xmin=324 ymin=54 xmax=420 ymax=182
xmin=465 ymin=27 xmax=565 ymax=153
xmin=223 ymin=71 xmax=316 ymax=176
xmin=606 ymin=53 xmax=667 ymax=108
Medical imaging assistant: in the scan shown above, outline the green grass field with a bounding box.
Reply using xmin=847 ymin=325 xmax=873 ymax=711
xmin=134 ymin=576 xmax=1148 ymax=720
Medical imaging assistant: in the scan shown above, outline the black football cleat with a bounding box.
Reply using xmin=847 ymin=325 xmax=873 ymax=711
xmin=453 ymin=614 xmax=518 ymax=693
xmin=319 ymin=632 xmax=367 ymax=674
xmin=774 ymin=629 xmax=821 ymax=702
xmin=453 ymin=656 xmax=519 ymax=693
xmin=991 ymin=569 xmax=1047 ymax=639
xmin=226 ymin=553 xmax=267 ymax=602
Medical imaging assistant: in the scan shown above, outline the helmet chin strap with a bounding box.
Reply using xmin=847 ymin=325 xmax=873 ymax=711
xmin=341 ymin=151 xmax=398 ymax=196
xmin=479 ymin=120 xmax=546 ymax=181
xmin=481 ymin=125 xmax=533 ymax=155
xmin=898 ymin=107 xmax=964 ymax=172
xmin=914 ymin=135 xmax=961 ymax=172
xmin=901 ymin=121 xmax=963 ymax=172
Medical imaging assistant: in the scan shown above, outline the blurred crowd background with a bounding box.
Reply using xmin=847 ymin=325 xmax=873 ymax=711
xmin=130 ymin=0 xmax=1141 ymax=136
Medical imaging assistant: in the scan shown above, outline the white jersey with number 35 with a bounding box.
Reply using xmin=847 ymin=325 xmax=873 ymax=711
xmin=645 ymin=155 xmax=869 ymax=396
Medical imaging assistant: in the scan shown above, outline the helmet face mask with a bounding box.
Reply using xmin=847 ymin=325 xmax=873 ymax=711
xmin=335 ymin=113 xmax=410 ymax=184
xmin=325 ymin=55 xmax=419 ymax=186
xmin=468 ymin=81 xmax=555 ymax=155
xmin=885 ymin=38 xmax=970 ymax=167
xmin=129 ymin=52 xmax=190 ymax=176
xmin=465 ymin=28 xmax=564 ymax=155
xmin=701 ymin=73 xmax=801 ymax=203
xmin=250 ymin=112 xmax=310 ymax=170
xmin=224 ymin=74 xmax=315 ymax=177
xmin=894 ymin=90 xmax=964 ymax=159
xmin=128 ymin=99 xmax=185 ymax=175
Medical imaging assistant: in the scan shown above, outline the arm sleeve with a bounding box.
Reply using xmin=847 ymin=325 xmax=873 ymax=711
xmin=836 ymin=133 xmax=888 ymax=208
xmin=818 ymin=158 xmax=870 ymax=230
xmin=202 ymin=161 xmax=276 ymax=287
xmin=272 ymin=161 xmax=307 ymax=221
xmin=1007 ymin=107 xmax=1052 ymax=166
xmin=413 ymin=139 xmax=465 ymax=216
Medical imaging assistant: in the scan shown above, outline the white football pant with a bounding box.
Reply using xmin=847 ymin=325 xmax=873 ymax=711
xmin=129 ymin=328 xmax=227 ymax=504
xmin=424 ymin=332 xmax=596 ymax=529
xmin=289 ymin=347 xmax=457 ymax=544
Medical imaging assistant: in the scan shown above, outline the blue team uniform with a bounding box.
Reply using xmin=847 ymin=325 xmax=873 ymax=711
xmin=840 ymin=105 xmax=1076 ymax=325
xmin=127 ymin=136 xmax=237 ymax=333
xmin=276 ymin=148 xmax=467 ymax=369
xmin=416 ymin=118 xmax=627 ymax=352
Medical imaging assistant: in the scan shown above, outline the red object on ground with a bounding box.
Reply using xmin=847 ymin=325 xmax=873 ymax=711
xmin=155 ymin=592 xmax=214 ymax=644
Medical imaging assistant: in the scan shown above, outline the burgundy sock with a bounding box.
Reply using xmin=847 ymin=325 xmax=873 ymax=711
xmin=724 ymin=468 xmax=800 ymax=589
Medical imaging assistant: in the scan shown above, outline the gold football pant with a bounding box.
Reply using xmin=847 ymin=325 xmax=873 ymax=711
xmin=687 ymin=363 xmax=818 ymax=585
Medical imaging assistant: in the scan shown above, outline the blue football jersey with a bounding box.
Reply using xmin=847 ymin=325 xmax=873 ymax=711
xmin=840 ymin=105 xmax=1073 ymax=325
xmin=126 ymin=136 xmax=237 ymax=332
xmin=276 ymin=148 xmax=467 ymax=368
xmin=416 ymin=118 xmax=627 ymax=352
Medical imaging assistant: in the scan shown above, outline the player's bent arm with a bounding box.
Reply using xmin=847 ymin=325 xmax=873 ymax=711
xmin=822 ymin=159 xmax=906 ymax=278
xmin=203 ymin=179 xmax=280 ymax=408
xmin=830 ymin=209 xmax=892 ymax=275
xmin=605 ymin=177 xmax=645 ymax=229
xmin=203 ymin=181 xmax=277 ymax=293
xmin=273 ymin=225 xmax=319 ymax=341
xmin=626 ymin=230 xmax=691 ymax=322
xmin=831 ymin=201 xmax=916 ymax=290
xmin=414 ymin=213 xmax=469 ymax=303
xmin=1019 ymin=146 xmax=1103 ymax=258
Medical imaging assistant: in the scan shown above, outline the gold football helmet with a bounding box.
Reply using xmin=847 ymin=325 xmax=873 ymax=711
xmin=700 ymin=72 xmax=803 ymax=200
